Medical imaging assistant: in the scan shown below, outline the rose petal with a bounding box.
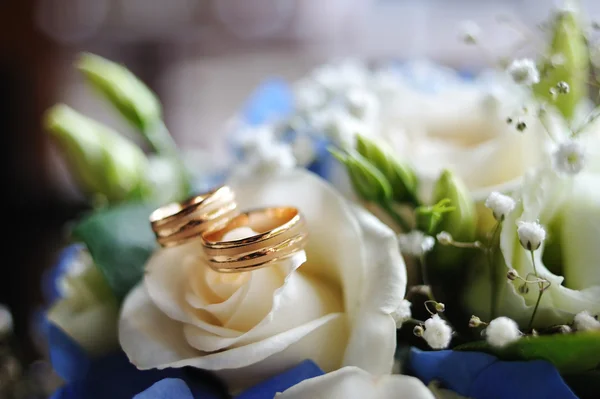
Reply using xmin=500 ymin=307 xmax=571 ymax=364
xmin=229 ymin=169 xmax=365 ymax=323
xmin=183 ymin=251 xmax=344 ymax=353
xmin=119 ymin=284 xmax=348 ymax=387
xmin=275 ymin=367 xmax=435 ymax=399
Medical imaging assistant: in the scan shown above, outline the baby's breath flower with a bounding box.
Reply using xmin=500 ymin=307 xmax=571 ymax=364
xmin=390 ymin=299 xmax=412 ymax=328
xmin=556 ymin=81 xmax=570 ymax=94
xmin=507 ymin=58 xmax=540 ymax=86
xmin=469 ymin=315 xmax=483 ymax=328
xmin=458 ymin=20 xmax=481 ymax=44
xmin=507 ymin=269 xmax=519 ymax=281
xmin=485 ymin=317 xmax=521 ymax=347
xmin=436 ymin=231 xmax=453 ymax=245
xmin=517 ymin=221 xmax=546 ymax=251
xmin=343 ymin=88 xmax=380 ymax=121
xmin=423 ymin=314 xmax=453 ymax=349
xmin=398 ymin=231 xmax=435 ymax=257
xmin=311 ymin=108 xmax=368 ymax=149
xmin=553 ymin=140 xmax=586 ymax=175
xmin=485 ymin=192 xmax=516 ymax=221
xmin=574 ymin=311 xmax=600 ymax=331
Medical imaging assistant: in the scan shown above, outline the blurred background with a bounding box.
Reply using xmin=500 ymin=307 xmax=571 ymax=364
xmin=1 ymin=0 xmax=599 ymax=372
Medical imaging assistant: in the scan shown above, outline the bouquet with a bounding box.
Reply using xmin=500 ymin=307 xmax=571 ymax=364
xmin=21 ymin=1 xmax=600 ymax=398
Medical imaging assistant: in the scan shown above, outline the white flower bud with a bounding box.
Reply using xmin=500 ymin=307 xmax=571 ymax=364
xmin=469 ymin=315 xmax=483 ymax=328
xmin=517 ymin=221 xmax=546 ymax=251
xmin=413 ymin=325 xmax=424 ymax=337
xmin=507 ymin=58 xmax=540 ymax=86
xmin=574 ymin=311 xmax=600 ymax=331
xmin=507 ymin=269 xmax=519 ymax=281
xmin=553 ymin=140 xmax=586 ymax=175
xmin=435 ymin=302 xmax=446 ymax=313
xmin=436 ymin=231 xmax=453 ymax=245
xmin=390 ymin=299 xmax=412 ymax=328
xmin=485 ymin=317 xmax=521 ymax=347
xmin=485 ymin=191 xmax=516 ymax=221
xmin=423 ymin=314 xmax=453 ymax=350
xmin=398 ymin=231 xmax=435 ymax=257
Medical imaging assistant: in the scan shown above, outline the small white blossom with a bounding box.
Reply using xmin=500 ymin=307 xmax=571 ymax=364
xmin=293 ymin=80 xmax=327 ymax=112
xmin=436 ymin=231 xmax=453 ymax=245
xmin=507 ymin=59 xmax=540 ymax=86
xmin=390 ymin=299 xmax=412 ymax=328
xmin=311 ymin=108 xmax=368 ymax=149
xmin=485 ymin=191 xmax=516 ymax=221
xmin=291 ymin=133 xmax=316 ymax=167
xmin=343 ymin=88 xmax=380 ymax=122
xmin=553 ymin=140 xmax=586 ymax=175
xmin=458 ymin=20 xmax=481 ymax=44
xmin=398 ymin=231 xmax=435 ymax=257
xmin=517 ymin=221 xmax=546 ymax=251
xmin=246 ymin=142 xmax=296 ymax=174
xmin=574 ymin=311 xmax=600 ymax=331
xmin=423 ymin=314 xmax=453 ymax=349
xmin=485 ymin=317 xmax=521 ymax=347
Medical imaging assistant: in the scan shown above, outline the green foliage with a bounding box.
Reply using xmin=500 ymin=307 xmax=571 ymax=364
xmin=455 ymin=331 xmax=600 ymax=374
xmin=72 ymin=203 xmax=158 ymax=301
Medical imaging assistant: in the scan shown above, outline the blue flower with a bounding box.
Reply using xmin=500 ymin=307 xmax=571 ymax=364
xmin=408 ymin=348 xmax=577 ymax=399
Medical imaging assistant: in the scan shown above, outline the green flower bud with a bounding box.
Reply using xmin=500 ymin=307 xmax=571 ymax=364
xmin=534 ymin=6 xmax=588 ymax=121
xmin=355 ymin=135 xmax=418 ymax=203
xmin=429 ymin=170 xmax=477 ymax=268
xmin=45 ymin=104 xmax=149 ymax=203
xmin=77 ymin=53 xmax=161 ymax=133
xmin=330 ymin=148 xmax=393 ymax=202
xmin=415 ymin=198 xmax=456 ymax=235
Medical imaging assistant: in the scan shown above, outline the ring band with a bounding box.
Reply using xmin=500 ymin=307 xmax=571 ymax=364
xmin=200 ymin=207 xmax=308 ymax=273
xmin=150 ymin=186 xmax=238 ymax=247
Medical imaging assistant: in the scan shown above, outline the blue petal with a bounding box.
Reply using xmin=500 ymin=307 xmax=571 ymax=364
xmin=47 ymin=321 xmax=92 ymax=382
xmin=236 ymin=360 xmax=324 ymax=399
xmin=242 ymin=79 xmax=293 ymax=126
xmin=42 ymin=244 xmax=86 ymax=303
xmin=409 ymin=348 xmax=578 ymax=399
xmin=133 ymin=379 xmax=194 ymax=399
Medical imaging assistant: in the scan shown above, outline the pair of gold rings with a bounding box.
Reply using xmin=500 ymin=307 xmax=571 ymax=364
xmin=149 ymin=187 xmax=308 ymax=273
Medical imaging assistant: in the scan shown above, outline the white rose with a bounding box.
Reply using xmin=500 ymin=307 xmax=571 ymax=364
xmin=465 ymin=167 xmax=600 ymax=327
xmin=275 ymin=367 xmax=435 ymax=399
xmin=373 ymin=65 xmax=550 ymax=204
xmin=119 ymin=169 xmax=406 ymax=388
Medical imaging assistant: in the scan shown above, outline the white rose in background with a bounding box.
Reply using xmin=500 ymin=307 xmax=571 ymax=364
xmin=464 ymin=167 xmax=600 ymax=327
xmin=275 ymin=367 xmax=435 ymax=399
xmin=373 ymin=64 xmax=550 ymax=205
xmin=119 ymin=169 xmax=406 ymax=388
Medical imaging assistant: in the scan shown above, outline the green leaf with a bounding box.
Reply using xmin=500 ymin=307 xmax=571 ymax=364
xmin=455 ymin=331 xmax=600 ymax=374
xmin=72 ymin=203 xmax=158 ymax=300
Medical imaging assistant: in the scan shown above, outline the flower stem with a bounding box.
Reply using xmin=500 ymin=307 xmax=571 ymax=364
xmin=488 ymin=222 xmax=501 ymax=319
xmin=380 ymin=201 xmax=411 ymax=232
xmin=527 ymin=250 xmax=544 ymax=330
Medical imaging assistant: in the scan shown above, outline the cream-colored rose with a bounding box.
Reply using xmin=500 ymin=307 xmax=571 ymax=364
xmin=374 ymin=69 xmax=549 ymax=205
xmin=276 ymin=367 xmax=435 ymax=399
xmin=119 ymin=169 xmax=406 ymax=388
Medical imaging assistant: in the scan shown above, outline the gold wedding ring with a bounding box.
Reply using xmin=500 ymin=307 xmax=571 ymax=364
xmin=200 ymin=207 xmax=308 ymax=273
xmin=150 ymin=186 xmax=238 ymax=247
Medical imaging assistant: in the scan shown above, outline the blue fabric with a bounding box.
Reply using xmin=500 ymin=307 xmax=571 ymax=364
xmin=409 ymin=348 xmax=578 ymax=399
xmin=134 ymin=360 xmax=323 ymax=399
xmin=134 ymin=379 xmax=194 ymax=399
xmin=236 ymin=360 xmax=324 ymax=399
